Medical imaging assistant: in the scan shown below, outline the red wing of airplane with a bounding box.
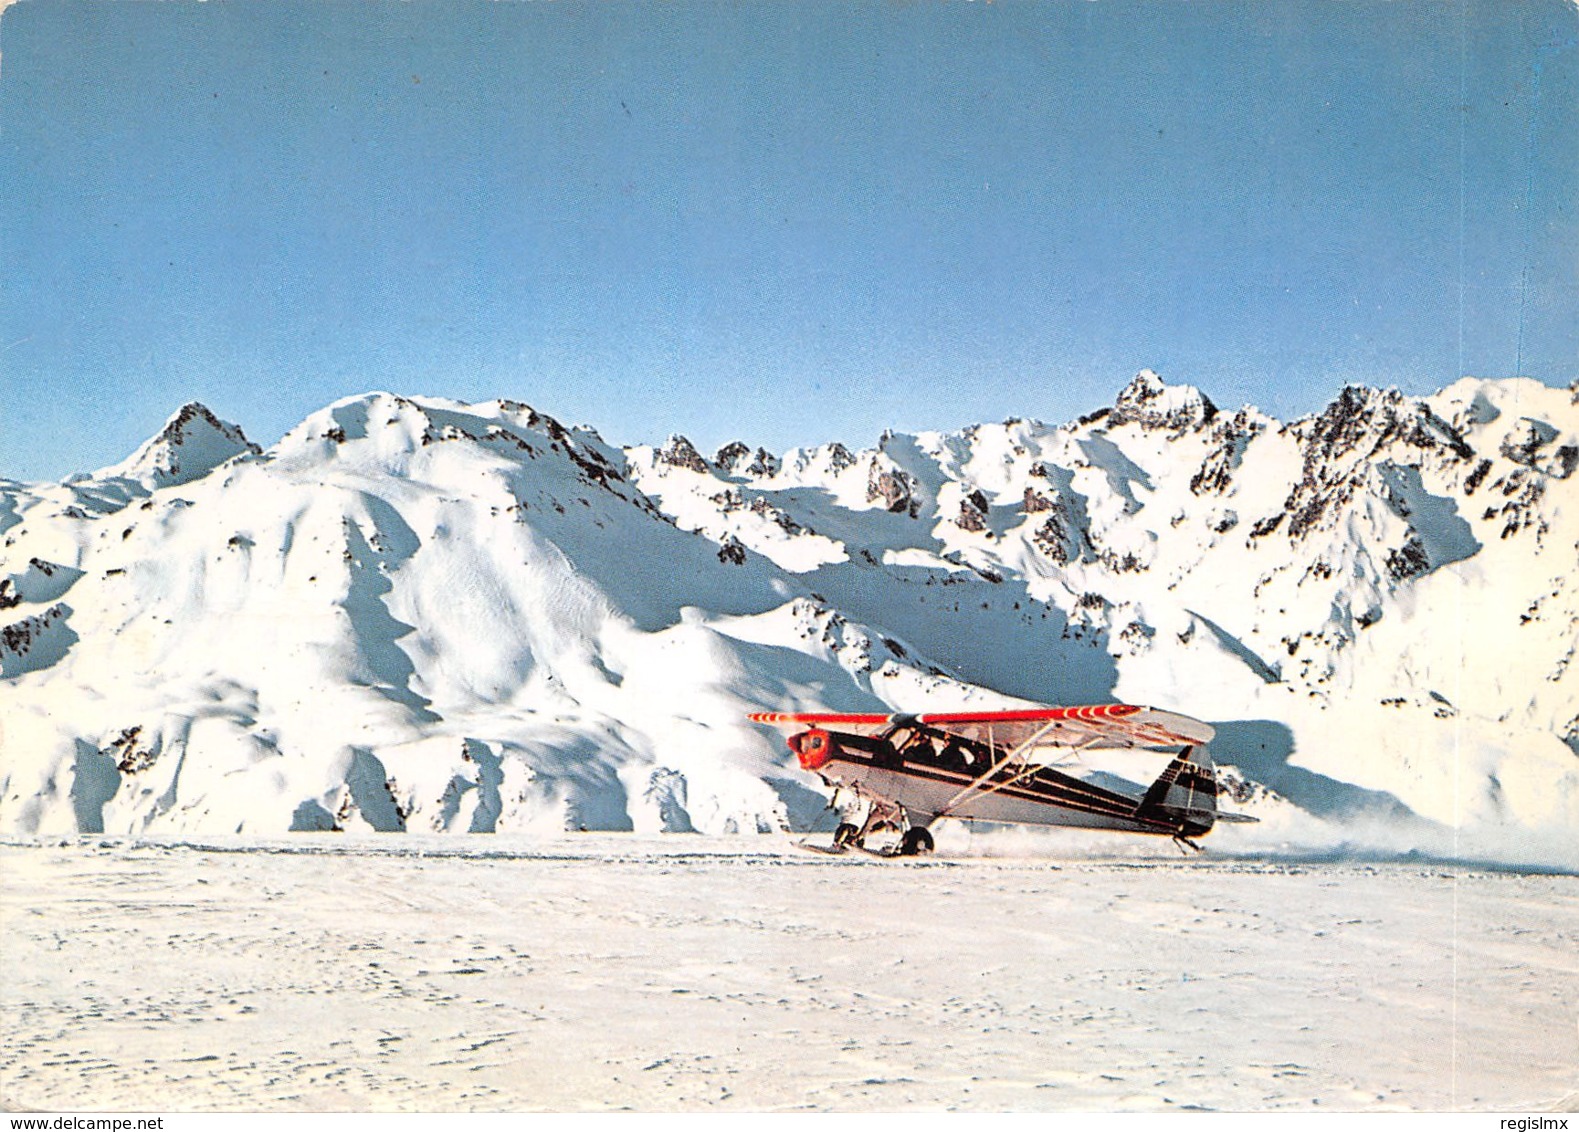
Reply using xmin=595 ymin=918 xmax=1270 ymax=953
xmin=749 ymin=704 xmax=1245 ymax=855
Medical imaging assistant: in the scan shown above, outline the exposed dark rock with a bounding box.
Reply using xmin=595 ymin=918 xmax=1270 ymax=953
xmin=1022 ymin=487 xmax=1055 ymax=514
xmin=955 ymin=489 xmax=990 ymax=532
xmin=1484 ymin=470 xmax=1549 ymax=540
xmin=481 ymin=426 xmax=531 ymax=452
xmin=1278 ymin=386 xmax=1476 ymax=541
xmin=159 ymin=403 xmax=261 ymax=455
xmin=1498 ymin=418 xmax=1575 ymax=479
xmin=866 ymin=460 xmax=918 ymax=515
xmin=1119 ymin=620 xmax=1155 ymax=652
xmin=714 ymin=441 xmax=751 ymax=471
xmin=1098 ymin=549 xmax=1145 ymax=574
xmin=418 ymin=420 xmax=476 ymax=446
xmin=711 ymin=488 xmax=745 ymax=513
xmin=0 ymin=603 xmax=74 ymax=672
xmin=1030 ymin=514 xmax=1073 ymax=565
xmin=1500 ymin=418 xmax=1558 ymax=467
xmin=1191 ymin=409 xmax=1262 ymax=495
xmin=714 ymin=442 xmax=779 ymax=478
xmin=122 ymin=403 xmax=261 ymax=486
xmin=561 ymin=437 xmax=628 ymax=492
xmin=1110 ymin=371 xmax=1218 ymax=431
xmin=1249 ymin=513 xmax=1285 ymax=538
xmin=824 ymin=442 xmax=858 ymax=475
xmin=748 ymin=496 xmax=804 ymax=535
xmin=657 ymin=436 xmax=710 ymax=474
xmin=1385 ymin=536 xmax=1430 ymax=582
xmin=105 ymin=726 xmax=157 ymax=775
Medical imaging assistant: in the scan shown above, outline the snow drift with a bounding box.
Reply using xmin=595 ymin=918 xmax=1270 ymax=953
xmin=2 ymin=375 xmax=1575 ymax=867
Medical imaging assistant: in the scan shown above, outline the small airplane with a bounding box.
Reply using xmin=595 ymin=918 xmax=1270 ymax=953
xmin=750 ymin=703 xmax=1254 ymax=856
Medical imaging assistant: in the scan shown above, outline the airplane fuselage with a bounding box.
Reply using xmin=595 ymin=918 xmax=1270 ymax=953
xmin=808 ymin=725 xmax=1217 ymax=839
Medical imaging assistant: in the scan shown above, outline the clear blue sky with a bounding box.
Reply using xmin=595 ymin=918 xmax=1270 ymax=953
xmin=2 ymin=0 xmax=1575 ymax=481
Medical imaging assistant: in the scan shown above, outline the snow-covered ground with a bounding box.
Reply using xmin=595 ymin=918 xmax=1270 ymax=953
xmin=2 ymin=833 xmax=1574 ymax=1113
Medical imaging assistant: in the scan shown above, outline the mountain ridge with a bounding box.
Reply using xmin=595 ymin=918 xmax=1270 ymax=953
xmin=2 ymin=374 xmax=1575 ymax=865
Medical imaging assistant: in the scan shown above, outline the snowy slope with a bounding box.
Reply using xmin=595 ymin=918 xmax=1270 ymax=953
xmin=2 ymin=376 xmax=1576 ymax=865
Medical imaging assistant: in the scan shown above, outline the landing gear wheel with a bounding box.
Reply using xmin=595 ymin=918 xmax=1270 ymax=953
xmin=832 ymin=823 xmax=861 ymax=850
xmin=899 ymin=826 xmax=934 ymax=856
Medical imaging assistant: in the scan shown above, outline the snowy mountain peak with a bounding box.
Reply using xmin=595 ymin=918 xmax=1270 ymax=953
xmin=1296 ymin=385 xmax=1471 ymax=468
xmin=271 ymin=392 xmax=637 ymax=498
xmin=1110 ymin=370 xmax=1219 ymax=431
xmin=713 ymin=441 xmax=781 ymax=479
xmin=656 ymin=435 xmax=710 ymax=474
xmin=102 ymin=402 xmax=260 ymax=488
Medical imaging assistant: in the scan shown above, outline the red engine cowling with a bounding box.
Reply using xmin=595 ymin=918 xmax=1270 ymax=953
xmin=788 ymin=728 xmax=837 ymax=771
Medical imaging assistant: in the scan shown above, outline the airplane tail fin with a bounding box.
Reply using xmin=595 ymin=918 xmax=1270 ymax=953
xmin=1136 ymin=745 xmax=1220 ymax=836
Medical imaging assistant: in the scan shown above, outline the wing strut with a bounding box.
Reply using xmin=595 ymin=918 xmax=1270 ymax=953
xmin=932 ymin=720 xmax=1097 ymax=822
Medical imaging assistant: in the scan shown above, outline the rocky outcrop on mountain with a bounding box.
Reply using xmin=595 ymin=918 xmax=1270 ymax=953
xmin=657 ymin=435 xmax=710 ymax=474
xmin=714 ymin=441 xmax=780 ymax=478
xmin=954 ymin=489 xmax=990 ymax=532
xmin=1110 ymin=369 xmax=1218 ymax=432
xmin=102 ymin=402 xmax=261 ymax=489
xmin=1191 ymin=409 xmax=1264 ymax=496
xmin=866 ymin=458 xmax=918 ymax=516
xmin=1499 ymin=417 xmax=1577 ymax=479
